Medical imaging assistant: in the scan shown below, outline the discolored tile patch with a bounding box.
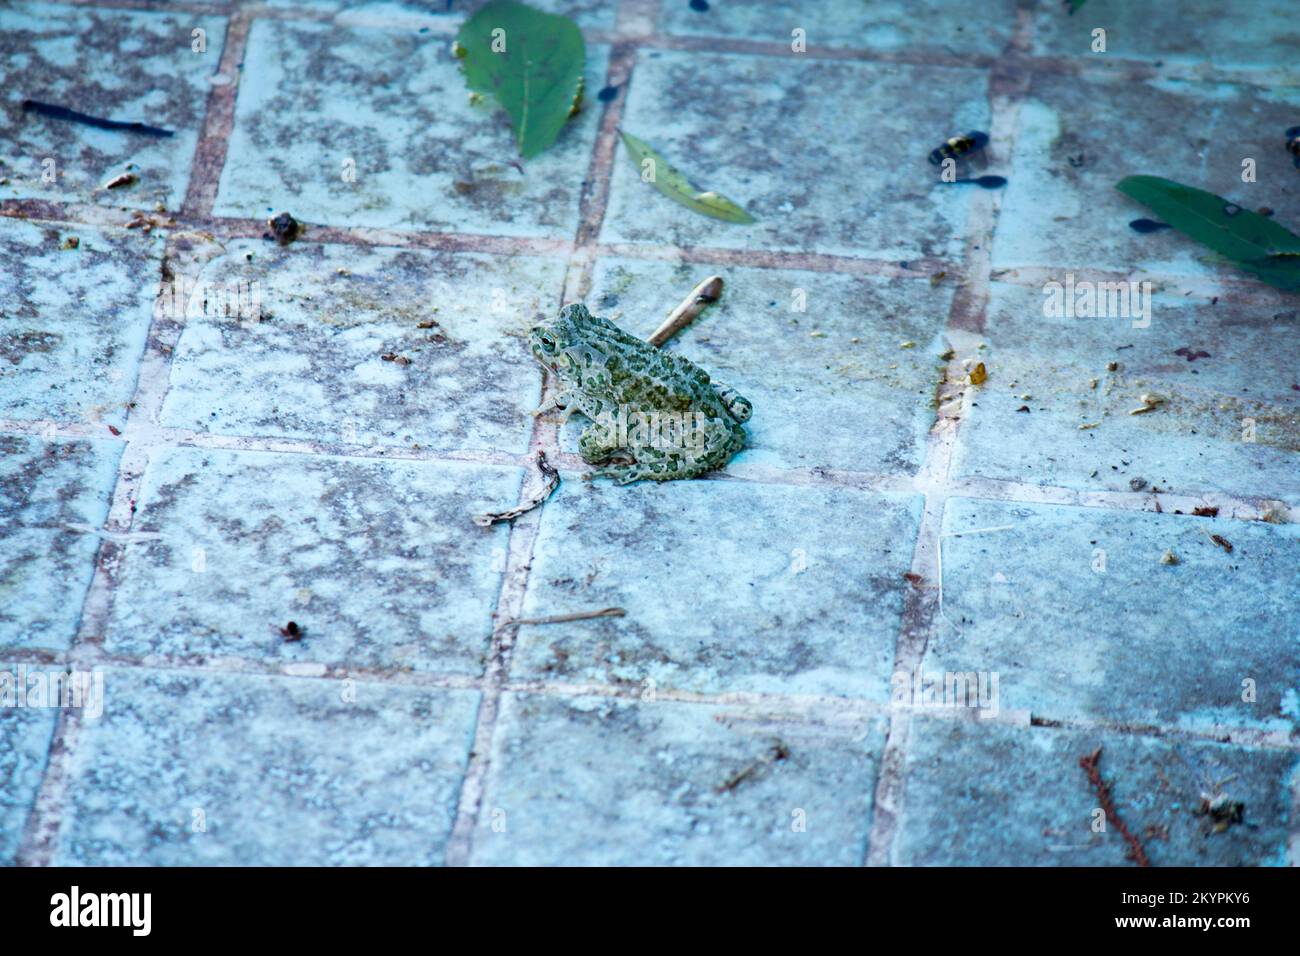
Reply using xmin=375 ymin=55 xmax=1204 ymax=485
xmin=159 ymin=239 xmax=564 ymax=454
xmin=470 ymin=692 xmax=886 ymax=865
xmin=0 ymin=436 xmax=122 ymax=652
xmin=0 ymin=669 xmax=59 ymax=864
xmin=53 ymin=667 xmax=479 ymax=865
xmin=511 ymin=479 xmax=922 ymax=698
xmin=602 ymin=50 xmax=989 ymax=259
xmin=952 ymin=281 xmax=1300 ymax=503
xmin=991 ymin=70 xmax=1300 ymax=276
xmin=894 ymin=716 xmax=1298 ymax=866
xmin=926 ymin=497 xmax=1300 ymax=733
xmin=103 ymin=446 xmax=522 ymax=674
xmin=0 ymin=1 xmax=225 ymax=210
xmin=1033 ymin=0 xmax=1300 ymax=70
xmin=659 ymin=0 xmax=1020 ymax=58
xmin=581 ymin=257 xmax=954 ymax=475
xmin=0 ymin=218 xmax=159 ymax=426
xmin=213 ymin=16 xmax=609 ymax=235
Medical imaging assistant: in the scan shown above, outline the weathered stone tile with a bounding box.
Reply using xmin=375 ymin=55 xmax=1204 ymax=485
xmin=470 ymin=692 xmax=886 ymax=865
xmin=103 ymin=446 xmax=522 ymax=674
xmin=53 ymin=667 xmax=479 ymax=865
xmin=213 ymin=17 xmax=609 ymax=235
xmin=511 ymin=479 xmax=921 ymax=697
xmin=991 ymin=71 xmax=1300 ymax=276
xmin=0 ymin=669 xmax=58 ymax=864
xmin=952 ymin=281 xmax=1300 ymax=503
xmin=895 ymin=716 xmax=1298 ymax=866
xmin=660 ymin=0 xmax=1019 ymax=57
xmin=0 ymin=436 xmax=121 ymax=652
xmin=926 ymin=497 xmax=1300 ymax=732
xmin=1033 ymin=0 xmax=1300 ymax=70
xmin=0 ymin=2 xmax=225 ymax=210
xmin=602 ymin=50 xmax=990 ymax=259
xmin=0 ymin=218 xmax=159 ymax=426
xmin=159 ymin=239 xmax=562 ymax=454
xmin=265 ymin=0 xmax=617 ymax=33
xmin=581 ymin=257 xmax=953 ymax=474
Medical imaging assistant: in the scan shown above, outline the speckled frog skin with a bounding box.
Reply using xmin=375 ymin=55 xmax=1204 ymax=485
xmin=529 ymin=304 xmax=752 ymax=483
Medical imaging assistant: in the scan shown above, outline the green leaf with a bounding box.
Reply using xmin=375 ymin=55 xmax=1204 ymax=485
xmin=619 ymin=131 xmax=756 ymax=224
xmin=1116 ymin=175 xmax=1300 ymax=291
xmin=457 ymin=0 xmax=585 ymax=160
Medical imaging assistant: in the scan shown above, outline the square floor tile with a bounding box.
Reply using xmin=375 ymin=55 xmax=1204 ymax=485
xmin=602 ymin=50 xmax=989 ymax=259
xmin=660 ymin=0 xmax=1019 ymax=58
xmin=0 ymin=2 xmax=225 ymax=210
xmin=0 ymin=669 xmax=58 ymax=864
xmin=581 ymin=257 xmax=953 ymax=474
xmin=0 ymin=218 xmax=159 ymax=425
xmin=511 ymin=479 xmax=922 ymax=697
xmin=53 ymin=667 xmax=479 ymax=865
xmin=952 ymin=281 xmax=1300 ymax=503
xmin=213 ymin=16 xmax=609 ymax=235
xmin=470 ymin=692 xmax=886 ymax=865
xmin=991 ymin=71 xmax=1300 ymax=276
xmin=894 ymin=716 xmax=1298 ymax=866
xmin=159 ymin=238 xmax=564 ymax=454
xmin=266 ymin=0 xmax=616 ymax=33
xmin=927 ymin=497 xmax=1300 ymax=732
xmin=0 ymin=436 xmax=122 ymax=652
xmin=103 ymin=446 xmax=522 ymax=674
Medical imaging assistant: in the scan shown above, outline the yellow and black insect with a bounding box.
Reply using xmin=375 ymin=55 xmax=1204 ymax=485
xmin=1286 ymin=125 xmax=1300 ymax=168
xmin=929 ymin=130 xmax=989 ymax=165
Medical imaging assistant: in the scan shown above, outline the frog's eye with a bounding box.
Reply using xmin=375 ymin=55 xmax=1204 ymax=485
xmin=536 ymin=332 xmax=557 ymax=353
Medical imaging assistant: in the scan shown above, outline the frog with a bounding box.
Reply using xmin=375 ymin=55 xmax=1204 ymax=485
xmin=528 ymin=303 xmax=751 ymax=484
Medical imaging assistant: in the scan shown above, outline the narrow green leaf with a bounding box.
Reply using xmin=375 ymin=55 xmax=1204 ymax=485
xmin=457 ymin=0 xmax=585 ymax=160
xmin=1116 ymin=175 xmax=1300 ymax=291
xmin=619 ymin=131 xmax=756 ymax=225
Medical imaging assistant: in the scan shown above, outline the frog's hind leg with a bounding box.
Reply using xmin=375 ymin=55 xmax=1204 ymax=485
xmin=711 ymin=381 xmax=752 ymax=423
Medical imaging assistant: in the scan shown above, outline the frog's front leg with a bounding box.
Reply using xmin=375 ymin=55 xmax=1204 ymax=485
xmin=532 ymin=387 xmax=576 ymax=422
xmin=578 ymin=416 xmax=624 ymax=464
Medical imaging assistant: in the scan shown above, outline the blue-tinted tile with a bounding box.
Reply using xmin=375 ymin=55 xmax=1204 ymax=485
xmin=471 ymin=692 xmax=886 ymax=865
xmin=0 ymin=669 xmax=58 ymax=864
xmin=54 ymin=667 xmax=479 ymax=865
xmin=992 ymin=72 xmax=1300 ymax=276
xmin=104 ymin=446 xmax=522 ymax=674
xmin=213 ymin=17 xmax=609 ymax=235
xmin=0 ymin=218 xmax=159 ymax=425
xmin=927 ymin=497 xmax=1300 ymax=732
xmin=953 ymin=281 xmax=1300 ymax=503
xmin=895 ymin=716 xmax=1298 ymax=866
xmin=511 ymin=479 xmax=922 ymax=697
xmin=660 ymin=0 xmax=1019 ymax=57
xmin=602 ymin=50 xmax=989 ymax=259
xmin=265 ymin=0 xmax=616 ymax=33
xmin=0 ymin=2 xmax=226 ymax=210
xmin=582 ymin=258 xmax=953 ymax=474
xmin=0 ymin=437 xmax=122 ymax=652
xmin=159 ymin=239 xmax=563 ymax=454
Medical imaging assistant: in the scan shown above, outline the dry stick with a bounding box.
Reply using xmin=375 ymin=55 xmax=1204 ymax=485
xmin=647 ymin=275 xmax=724 ymax=348
xmin=494 ymin=606 xmax=625 ymax=635
xmin=473 ymin=450 xmax=560 ymax=527
xmin=1079 ymin=747 xmax=1151 ymax=867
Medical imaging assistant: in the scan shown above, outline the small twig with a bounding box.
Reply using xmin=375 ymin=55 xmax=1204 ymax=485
xmin=494 ymin=606 xmax=625 ymax=633
xmin=473 ymin=451 xmax=560 ymax=526
xmin=1078 ymin=747 xmax=1151 ymax=867
xmin=716 ymin=741 xmax=790 ymax=794
xmin=22 ymin=98 xmax=174 ymax=138
xmin=647 ymin=275 xmax=724 ymax=348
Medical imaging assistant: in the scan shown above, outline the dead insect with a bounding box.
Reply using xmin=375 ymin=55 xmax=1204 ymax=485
xmin=265 ymin=211 xmax=302 ymax=245
xmin=929 ymin=130 xmax=989 ymax=165
xmin=279 ymin=621 xmax=304 ymax=641
xmin=1286 ymin=125 xmax=1300 ymax=167
xmin=1196 ymin=792 xmax=1245 ymax=833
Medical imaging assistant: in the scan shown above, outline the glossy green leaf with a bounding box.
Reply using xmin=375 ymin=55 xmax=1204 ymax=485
xmin=1116 ymin=175 xmax=1300 ymax=291
xmin=619 ymin=131 xmax=756 ymax=224
xmin=457 ymin=0 xmax=585 ymax=160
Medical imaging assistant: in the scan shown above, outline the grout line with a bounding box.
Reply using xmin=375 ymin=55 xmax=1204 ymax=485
xmin=864 ymin=0 xmax=1039 ymax=868
xmin=181 ymin=10 xmax=252 ymax=218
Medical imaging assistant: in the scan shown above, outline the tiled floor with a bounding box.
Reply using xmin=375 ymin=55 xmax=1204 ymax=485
xmin=1 ymin=0 xmax=1297 ymax=866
